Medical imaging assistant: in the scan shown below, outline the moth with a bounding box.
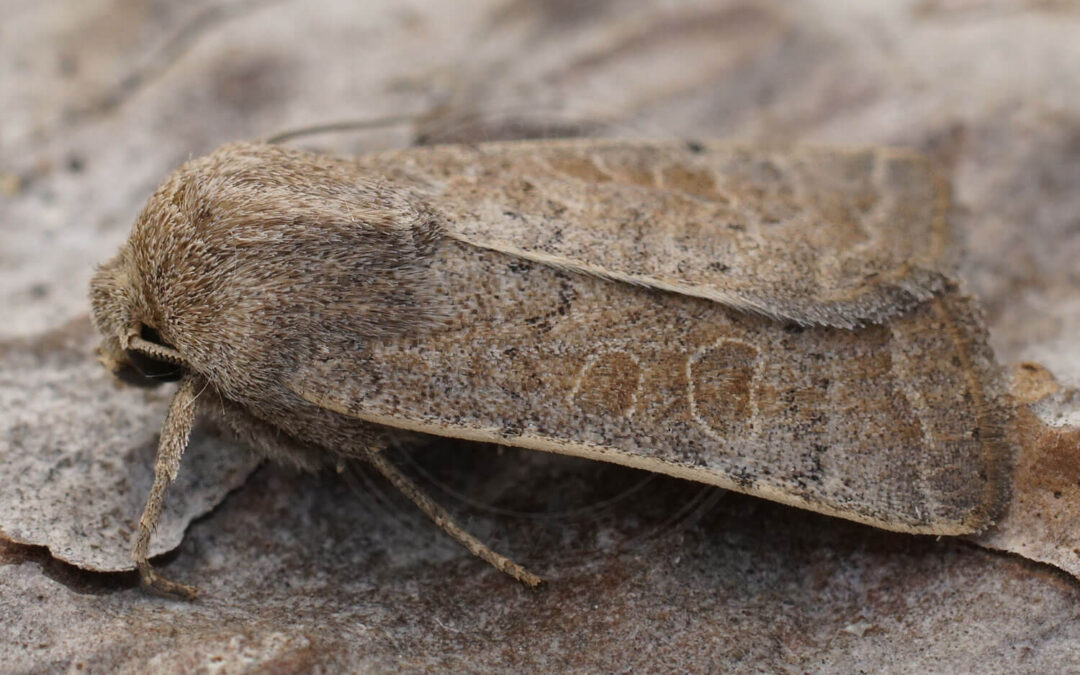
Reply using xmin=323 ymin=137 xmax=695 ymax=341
xmin=89 ymin=138 xmax=1011 ymax=599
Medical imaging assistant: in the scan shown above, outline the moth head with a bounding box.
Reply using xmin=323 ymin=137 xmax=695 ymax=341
xmin=89 ymin=141 xmax=444 ymax=403
xmin=90 ymin=250 xmax=186 ymax=388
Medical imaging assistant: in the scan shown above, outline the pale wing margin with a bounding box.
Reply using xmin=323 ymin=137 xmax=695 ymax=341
xmin=366 ymin=139 xmax=956 ymax=328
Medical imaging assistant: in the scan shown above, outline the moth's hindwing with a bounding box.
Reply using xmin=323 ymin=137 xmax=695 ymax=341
xmin=358 ymin=139 xmax=953 ymax=327
xmin=292 ymin=241 xmax=1009 ymax=535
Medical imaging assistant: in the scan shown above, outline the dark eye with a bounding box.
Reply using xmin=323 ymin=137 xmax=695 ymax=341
xmin=124 ymin=325 xmax=184 ymax=383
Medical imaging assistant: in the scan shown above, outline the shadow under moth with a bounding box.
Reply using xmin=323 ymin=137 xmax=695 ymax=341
xmin=89 ymin=138 xmax=1011 ymax=599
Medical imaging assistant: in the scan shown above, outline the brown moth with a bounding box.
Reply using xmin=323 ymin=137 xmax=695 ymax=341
xmin=88 ymin=139 xmax=1011 ymax=599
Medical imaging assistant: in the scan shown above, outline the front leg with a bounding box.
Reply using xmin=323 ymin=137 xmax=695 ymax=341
xmin=132 ymin=373 xmax=200 ymax=600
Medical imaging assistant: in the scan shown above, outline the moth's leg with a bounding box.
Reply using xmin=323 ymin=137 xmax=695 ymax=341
xmin=361 ymin=449 xmax=544 ymax=588
xmin=132 ymin=372 xmax=200 ymax=600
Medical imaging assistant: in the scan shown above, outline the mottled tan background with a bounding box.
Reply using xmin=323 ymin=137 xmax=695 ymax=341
xmin=2 ymin=0 xmax=1080 ymax=671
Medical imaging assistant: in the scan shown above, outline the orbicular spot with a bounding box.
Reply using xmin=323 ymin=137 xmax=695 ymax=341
xmin=687 ymin=339 xmax=760 ymax=440
xmin=570 ymin=351 xmax=644 ymax=418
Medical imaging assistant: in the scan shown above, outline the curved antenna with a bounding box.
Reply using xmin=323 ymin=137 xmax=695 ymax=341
xmin=261 ymin=113 xmax=421 ymax=145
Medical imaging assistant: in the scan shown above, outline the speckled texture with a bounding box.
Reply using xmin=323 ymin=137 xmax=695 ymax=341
xmin=3 ymin=0 xmax=1080 ymax=671
xmin=358 ymin=140 xmax=954 ymax=327
xmin=298 ymin=241 xmax=1008 ymax=536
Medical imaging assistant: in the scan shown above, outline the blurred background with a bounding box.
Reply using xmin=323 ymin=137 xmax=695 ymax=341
xmin=3 ymin=0 xmax=1080 ymax=670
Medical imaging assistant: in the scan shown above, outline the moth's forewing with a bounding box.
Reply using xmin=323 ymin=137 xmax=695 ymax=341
xmin=356 ymin=140 xmax=952 ymax=327
xmin=293 ymin=241 xmax=1010 ymax=535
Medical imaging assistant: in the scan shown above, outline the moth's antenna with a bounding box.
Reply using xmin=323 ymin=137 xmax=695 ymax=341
xmin=262 ymin=113 xmax=420 ymax=145
xmin=132 ymin=372 xmax=201 ymax=600
xmin=354 ymin=451 xmax=544 ymax=588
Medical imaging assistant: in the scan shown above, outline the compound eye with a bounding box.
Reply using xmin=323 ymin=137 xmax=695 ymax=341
xmin=124 ymin=325 xmax=184 ymax=383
